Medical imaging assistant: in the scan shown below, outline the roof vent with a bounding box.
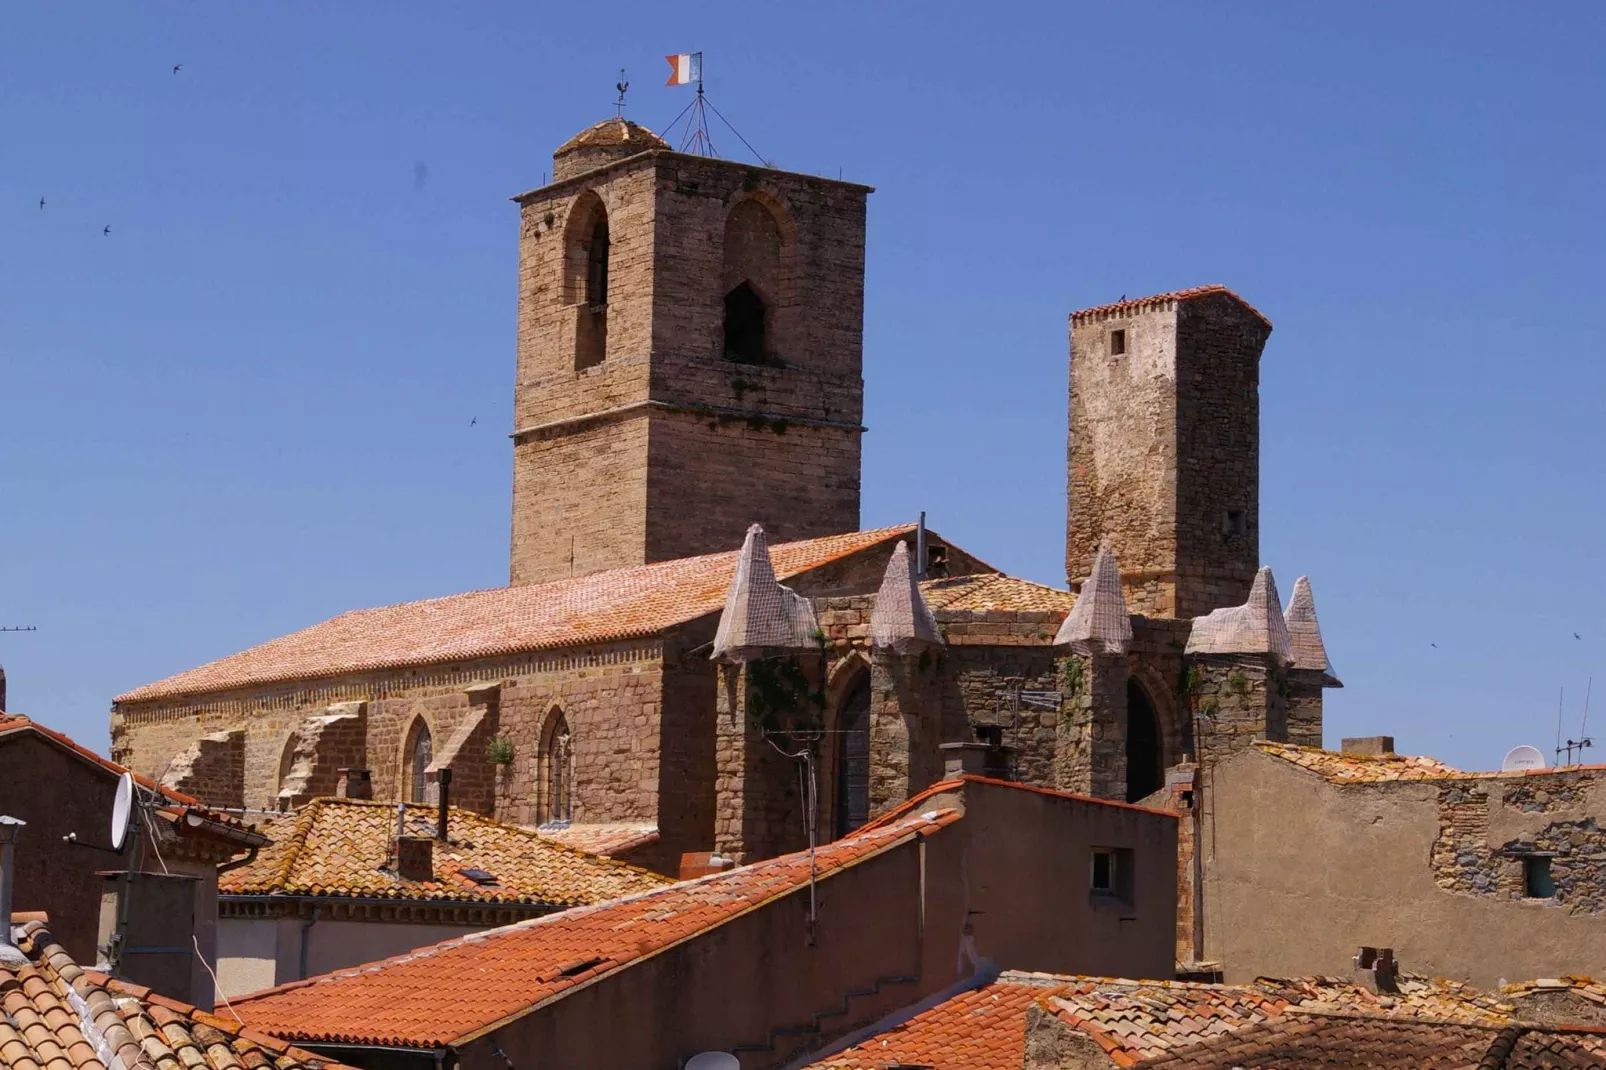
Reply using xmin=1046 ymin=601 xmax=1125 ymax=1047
xmin=459 ymin=867 xmax=499 ymax=885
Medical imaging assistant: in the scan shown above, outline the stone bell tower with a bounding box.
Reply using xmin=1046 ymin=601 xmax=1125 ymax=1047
xmin=1066 ymin=286 xmax=1272 ymax=620
xmin=509 ymin=118 xmax=872 ymax=586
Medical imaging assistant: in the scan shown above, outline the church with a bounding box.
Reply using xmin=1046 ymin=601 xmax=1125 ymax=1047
xmin=110 ymin=117 xmax=1339 ymax=927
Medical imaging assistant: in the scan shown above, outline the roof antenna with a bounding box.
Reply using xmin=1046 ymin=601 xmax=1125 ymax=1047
xmin=614 ymin=68 xmax=629 ymax=117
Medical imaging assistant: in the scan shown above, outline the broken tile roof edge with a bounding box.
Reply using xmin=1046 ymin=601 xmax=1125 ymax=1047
xmin=233 ymin=808 xmax=964 ymax=1048
xmin=224 ymin=798 xmax=670 ymax=900
xmin=113 ymin=524 xmax=932 ymax=704
xmin=85 ymin=971 xmax=360 ymax=1069
xmin=1068 ymin=284 xmax=1272 ymax=329
xmin=0 ymin=713 xmax=258 ymax=843
xmin=858 ymin=774 xmax=1179 ymax=835
xmin=1254 ymin=740 xmax=1606 ymax=783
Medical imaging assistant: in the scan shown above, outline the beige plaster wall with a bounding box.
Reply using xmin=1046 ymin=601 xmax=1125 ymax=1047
xmin=1203 ymin=749 xmax=1606 ymax=987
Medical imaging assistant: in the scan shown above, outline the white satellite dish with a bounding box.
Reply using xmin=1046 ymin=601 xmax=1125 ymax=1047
xmin=684 ymin=1054 xmax=739 ymax=1070
xmin=1501 ymin=745 xmax=1547 ymax=773
xmin=110 ymin=772 xmax=135 ymax=852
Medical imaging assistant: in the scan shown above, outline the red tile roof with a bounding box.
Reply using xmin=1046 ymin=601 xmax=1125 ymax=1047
xmin=533 ymin=822 xmax=659 ymax=858
xmin=232 ymin=807 xmax=962 ymax=1048
xmin=116 ymin=525 xmax=922 ymax=704
xmin=810 ymin=974 xmax=1061 ymax=1069
xmin=4 ymin=919 xmax=353 ymax=1070
xmin=1069 ymin=285 xmax=1272 ymax=329
xmin=221 ymin=799 xmax=671 ymax=906
xmin=1254 ymin=741 xmax=1464 ymax=783
xmin=921 ymin=573 xmax=1076 ymax=614
xmin=858 ymin=775 xmax=1179 ymax=838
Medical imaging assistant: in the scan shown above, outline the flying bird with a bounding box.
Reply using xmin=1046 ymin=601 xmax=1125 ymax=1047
xmin=38 ymin=197 xmax=45 ymax=210
xmin=1430 ymin=643 xmax=1438 ymax=649
xmin=1576 ymin=633 xmax=1583 ymax=640
xmin=469 ymin=417 xmax=477 ymax=427
xmin=173 ymin=64 xmax=182 ymax=74
xmin=102 ymin=225 xmax=111 ymax=236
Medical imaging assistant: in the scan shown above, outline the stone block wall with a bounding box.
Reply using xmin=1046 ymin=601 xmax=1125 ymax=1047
xmin=509 ymin=148 xmax=870 ymax=585
xmin=713 ymin=661 xmax=814 ymax=864
xmin=1431 ymin=771 xmax=1606 ymax=916
xmin=276 ymin=703 xmax=367 ymax=810
xmin=1190 ymin=654 xmax=1289 ymax=766
xmin=1057 ymin=654 xmax=1129 ymax=800
xmin=160 ymin=729 xmax=245 ymax=810
xmin=1066 ymin=291 xmax=1269 ymax=620
xmin=1285 ymin=669 xmax=1326 ymax=749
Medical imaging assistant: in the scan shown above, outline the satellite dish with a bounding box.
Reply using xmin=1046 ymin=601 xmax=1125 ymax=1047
xmin=1501 ymin=745 xmax=1546 ymax=773
xmin=684 ymin=1054 xmax=739 ymax=1070
xmin=110 ymin=772 xmax=135 ymax=852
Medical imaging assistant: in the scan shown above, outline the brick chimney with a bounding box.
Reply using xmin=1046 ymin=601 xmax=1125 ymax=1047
xmin=0 ymin=816 xmax=26 ymax=965
xmin=1342 ymin=737 xmax=1395 ymax=757
xmin=395 ymin=836 xmax=434 ymax=882
xmin=337 ymin=768 xmax=372 ymax=800
xmin=1353 ymin=946 xmax=1399 ymax=994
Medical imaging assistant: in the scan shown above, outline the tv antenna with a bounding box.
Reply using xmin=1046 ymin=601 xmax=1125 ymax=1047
xmin=0 ymin=626 xmax=37 ymax=633
xmin=1556 ymin=678 xmax=1594 ymax=766
xmin=614 ymin=68 xmax=629 ymax=117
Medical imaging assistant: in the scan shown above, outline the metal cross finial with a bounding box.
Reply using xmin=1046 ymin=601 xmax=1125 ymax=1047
xmin=615 ymin=69 xmax=629 ymax=116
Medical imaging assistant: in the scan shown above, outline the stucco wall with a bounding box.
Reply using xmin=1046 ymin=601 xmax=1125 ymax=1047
xmin=1203 ymin=748 xmax=1606 ymax=986
xmin=218 ymin=916 xmax=485 ymax=999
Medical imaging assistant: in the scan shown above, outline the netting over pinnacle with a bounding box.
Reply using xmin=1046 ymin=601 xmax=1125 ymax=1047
xmin=1285 ymin=575 xmax=1341 ymax=685
xmin=710 ymin=524 xmax=821 ymax=662
xmin=869 ymin=541 xmax=943 ymax=654
xmin=1055 ymin=545 xmax=1132 ymax=655
xmin=1184 ymin=566 xmax=1293 ymax=662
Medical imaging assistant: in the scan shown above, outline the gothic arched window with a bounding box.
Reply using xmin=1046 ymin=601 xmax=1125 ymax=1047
xmin=585 ymin=216 xmax=610 ymax=308
xmin=568 ymin=193 xmax=610 ymax=371
xmin=539 ymin=710 xmax=573 ymax=826
xmin=1125 ymin=679 xmax=1163 ymax=803
xmin=833 ymin=674 xmax=872 ymax=838
xmin=406 ymin=720 xmax=433 ymax=804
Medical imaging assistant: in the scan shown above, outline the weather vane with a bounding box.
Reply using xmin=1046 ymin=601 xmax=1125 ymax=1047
xmin=615 ymin=68 xmax=629 ymax=117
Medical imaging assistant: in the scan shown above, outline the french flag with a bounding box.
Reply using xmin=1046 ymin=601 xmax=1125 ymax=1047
xmin=665 ymin=52 xmax=702 ymax=86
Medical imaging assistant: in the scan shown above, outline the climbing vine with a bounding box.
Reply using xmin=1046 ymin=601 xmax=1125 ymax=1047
xmin=746 ymin=657 xmax=826 ymax=736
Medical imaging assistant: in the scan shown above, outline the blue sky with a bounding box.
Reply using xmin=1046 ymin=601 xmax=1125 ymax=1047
xmin=2 ymin=3 xmax=1602 ymax=770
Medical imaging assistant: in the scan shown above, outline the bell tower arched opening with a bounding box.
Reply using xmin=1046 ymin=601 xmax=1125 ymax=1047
xmin=1126 ymin=678 xmax=1163 ymax=803
xmin=833 ymin=673 xmax=872 ymax=839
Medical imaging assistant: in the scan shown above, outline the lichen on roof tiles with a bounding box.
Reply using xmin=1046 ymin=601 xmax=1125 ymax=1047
xmin=116 ymin=525 xmax=918 ymax=703
xmin=920 ymin=573 xmax=1076 ymax=614
xmin=1255 ymin=741 xmax=1464 ymax=783
xmin=220 ymin=798 xmax=670 ymax=906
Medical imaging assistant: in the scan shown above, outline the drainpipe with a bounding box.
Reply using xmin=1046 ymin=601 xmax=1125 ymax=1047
xmin=0 ymin=816 xmax=26 ymax=965
xmin=436 ymin=768 xmax=452 ymax=841
xmin=915 ymin=512 xmax=927 ymax=581
xmin=299 ymin=912 xmax=316 ymax=981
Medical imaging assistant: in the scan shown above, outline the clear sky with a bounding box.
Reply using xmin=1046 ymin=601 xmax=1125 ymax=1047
xmin=2 ymin=3 xmax=1603 ymax=771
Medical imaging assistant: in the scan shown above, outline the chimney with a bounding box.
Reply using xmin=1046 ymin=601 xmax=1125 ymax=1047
xmin=395 ymin=836 xmax=434 ymax=882
xmin=1342 ymin=736 xmax=1395 ymax=757
xmin=435 ymin=767 xmax=452 ymax=841
xmin=337 ymin=768 xmax=372 ymax=800
xmin=1353 ymin=946 xmax=1399 ymax=994
xmin=0 ymin=816 xmax=26 ymax=964
xmin=0 ymin=664 xmax=7 ymax=712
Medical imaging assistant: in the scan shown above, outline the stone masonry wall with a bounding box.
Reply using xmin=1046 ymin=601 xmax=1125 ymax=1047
xmin=509 ymin=148 xmax=869 ymax=584
xmin=1431 ymin=771 xmax=1606 ymax=916
xmin=1190 ymin=655 xmax=1289 ymax=767
xmin=160 ymin=729 xmax=245 ymax=810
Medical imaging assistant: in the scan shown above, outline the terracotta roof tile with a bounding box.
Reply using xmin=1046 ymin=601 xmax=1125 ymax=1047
xmin=1133 ymin=1014 xmax=1502 ymax=1068
xmin=553 ymin=118 xmax=667 ymax=156
xmin=232 ymin=808 xmax=962 ymax=1048
xmin=921 ymin=574 xmax=1076 ymax=615
xmin=116 ymin=526 xmax=919 ymax=704
xmin=220 ymin=799 xmax=670 ymax=906
xmin=3 ymin=921 xmax=350 ymax=1070
xmin=1255 ymin=741 xmax=1464 ymax=783
xmin=809 ymin=975 xmax=1057 ymax=1069
xmin=1069 ymin=285 xmax=1272 ymax=329
xmin=531 ymin=822 xmax=659 ymax=858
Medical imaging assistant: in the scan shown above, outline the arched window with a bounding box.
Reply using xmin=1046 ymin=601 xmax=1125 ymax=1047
xmin=539 ymin=710 xmax=573 ymax=826
xmin=720 ymin=197 xmax=791 ymax=366
xmin=1125 ymin=679 xmax=1163 ymax=803
xmin=405 ymin=720 xmax=433 ymax=804
xmin=568 ymin=194 xmax=610 ymax=371
xmin=834 ymin=674 xmax=872 ymax=838
xmin=723 ymin=282 xmax=767 ymax=364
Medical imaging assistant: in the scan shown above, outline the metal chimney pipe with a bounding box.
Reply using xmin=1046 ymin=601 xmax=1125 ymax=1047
xmin=436 ymin=767 xmax=452 ymax=842
xmin=916 ymin=511 xmax=928 ymax=581
xmin=0 ymin=815 xmax=27 ymax=964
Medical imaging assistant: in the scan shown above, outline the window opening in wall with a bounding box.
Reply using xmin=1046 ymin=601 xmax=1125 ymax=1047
xmin=1110 ymin=329 xmax=1126 ymax=356
xmin=540 ymin=711 xmax=574 ymax=826
xmin=1222 ymin=510 xmax=1247 ymax=538
xmin=1125 ymin=679 xmax=1163 ymax=802
xmin=408 ymin=724 xmax=433 ymax=804
xmin=834 ymin=674 xmax=872 ymax=838
xmin=723 ymin=281 xmax=768 ymax=365
xmin=1091 ymin=846 xmax=1135 ymax=904
xmin=926 ymin=543 xmax=950 ymax=579
xmin=574 ymin=210 xmax=609 ymax=371
xmin=1524 ymin=856 xmax=1555 ymax=899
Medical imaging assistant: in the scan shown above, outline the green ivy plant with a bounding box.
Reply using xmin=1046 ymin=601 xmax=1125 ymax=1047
xmin=1227 ymin=670 xmax=1249 ymax=696
xmin=486 ymin=736 xmax=515 ymax=765
xmin=1061 ymin=656 xmax=1086 ymax=699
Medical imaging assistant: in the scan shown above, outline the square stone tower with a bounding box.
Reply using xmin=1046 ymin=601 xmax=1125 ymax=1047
xmin=509 ymin=119 xmax=872 ymax=585
xmin=1066 ymin=286 xmax=1272 ymax=620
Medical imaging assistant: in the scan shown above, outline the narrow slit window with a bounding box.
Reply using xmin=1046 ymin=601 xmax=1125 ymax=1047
xmin=1110 ymin=329 xmax=1126 ymax=356
xmin=1092 ymin=849 xmax=1114 ymax=892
